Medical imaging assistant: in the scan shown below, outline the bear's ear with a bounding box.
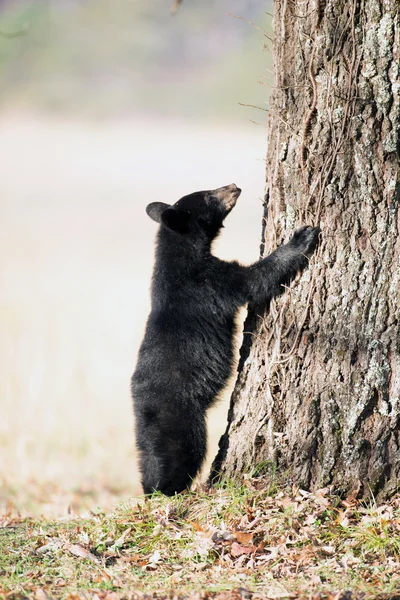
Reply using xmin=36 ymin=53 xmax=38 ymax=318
xmin=146 ymin=202 xmax=171 ymax=223
xmin=161 ymin=207 xmax=191 ymax=234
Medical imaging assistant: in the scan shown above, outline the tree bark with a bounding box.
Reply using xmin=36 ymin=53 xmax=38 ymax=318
xmin=211 ymin=0 xmax=400 ymax=500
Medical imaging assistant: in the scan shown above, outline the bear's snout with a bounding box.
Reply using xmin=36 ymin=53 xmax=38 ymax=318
xmin=211 ymin=183 xmax=242 ymax=210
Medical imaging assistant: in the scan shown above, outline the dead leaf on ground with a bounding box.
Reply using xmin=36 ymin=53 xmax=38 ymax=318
xmin=102 ymin=593 xmax=120 ymax=600
xmin=34 ymin=589 xmax=52 ymax=600
xmin=257 ymin=547 xmax=279 ymax=562
xmin=264 ymin=583 xmax=292 ymax=599
xmin=319 ymin=545 xmax=335 ymax=556
xmin=65 ymin=542 xmax=100 ymax=564
xmin=146 ymin=549 xmax=162 ymax=569
xmin=191 ymin=520 xmax=203 ymax=532
xmin=314 ymin=494 xmax=330 ymax=508
xmin=234 ymin=531 xmax=254 ymax=545
xmin=93 ymin=570 xmax=112 ymax=583
xmin=230 ymin=542 xmax=256 ymax=557
xmin=111 ymin=527 xmax=132 ymax=549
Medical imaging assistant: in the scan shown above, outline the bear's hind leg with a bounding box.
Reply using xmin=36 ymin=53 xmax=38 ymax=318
xmin=138 ymin=413 xmax=206 ymax=496
xmin=139 ymin=450 xmax=164 ymax=495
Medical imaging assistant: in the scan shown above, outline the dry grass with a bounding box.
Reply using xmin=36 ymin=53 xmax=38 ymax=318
xmin=0 ymin=112 xmax=266 ymax=516
xmin=1 ymin=478 xmax=400 ymax=599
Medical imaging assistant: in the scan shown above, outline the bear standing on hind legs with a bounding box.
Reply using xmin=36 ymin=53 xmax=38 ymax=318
xmin=131 ymin=183 xmax=320 ymax=496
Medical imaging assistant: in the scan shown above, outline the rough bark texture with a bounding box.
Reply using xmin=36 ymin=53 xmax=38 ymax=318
xmin=212 ymin=0 xmax=400 ymax=499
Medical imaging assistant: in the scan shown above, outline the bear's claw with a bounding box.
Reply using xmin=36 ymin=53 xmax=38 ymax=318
xmin=290 ymin=225 xmax=321 ymax=256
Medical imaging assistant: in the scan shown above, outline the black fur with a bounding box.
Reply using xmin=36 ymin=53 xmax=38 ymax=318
xmin=131 ymin=184 xmax=320 ymax=495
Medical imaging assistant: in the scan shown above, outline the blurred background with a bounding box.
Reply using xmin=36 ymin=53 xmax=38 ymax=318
xmin=0 ymin=0 xmax=272 ymax=516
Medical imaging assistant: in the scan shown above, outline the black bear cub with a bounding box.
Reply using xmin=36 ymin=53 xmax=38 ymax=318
xmin=131 ymin=183 xmax=320 ymax=495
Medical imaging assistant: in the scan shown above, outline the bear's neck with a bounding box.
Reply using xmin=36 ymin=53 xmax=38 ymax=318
xmin=155 ymin=228 xmax=212 ymax=274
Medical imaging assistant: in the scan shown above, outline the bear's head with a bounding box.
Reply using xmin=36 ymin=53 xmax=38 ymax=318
xmin=146 ymin=183 xmax=241 ymax=241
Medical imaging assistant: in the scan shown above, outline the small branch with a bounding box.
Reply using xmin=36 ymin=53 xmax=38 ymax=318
xmin=170 ymin=0 xmax=183 ymax=15
xmin=225 ymin=13 xmax=274 ymax=41
xmin=249 ymin=119 xmax=268 ymax=128
xmin=0 ymin=25 xmax=29 ymax=38
xmin=238 ymin=102 xmax=269 ymax=112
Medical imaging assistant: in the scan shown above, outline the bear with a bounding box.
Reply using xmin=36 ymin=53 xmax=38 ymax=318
xmin=131 ymin=183 xmax=320 ymax=496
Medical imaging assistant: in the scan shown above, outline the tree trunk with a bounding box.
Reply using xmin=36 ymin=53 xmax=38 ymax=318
xmin=211 ymin=0 xmax=400 ymax=500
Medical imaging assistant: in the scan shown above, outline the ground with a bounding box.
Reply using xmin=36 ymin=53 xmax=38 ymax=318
xmin=2 ymin=477 xmax=400 ymax=599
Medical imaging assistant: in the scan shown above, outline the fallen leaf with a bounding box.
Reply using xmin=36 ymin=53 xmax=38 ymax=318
xmin=212 ymin=530 xmax=236 ymax=542
xmin=304 ymin=514 xmax=317 ymax=526
xmin=314 ymin=494 xmax=330 ymax=508
xmin=230 ymin=542 xmax=255 ymax=557
xmin=277 ymin=497 xmax=294 ymax=509
xmin=264 ymin=582 xmax=291 ymax=598
xmin=103 ymin=594 xmax=120 ymax=600
xmin=194 ymin=533 xmax=215 ymax=556
xmin=65 ymin=542 xmax=100 ymax=564
xmin=339 ymin=515 xmax=350 ymax=528
xmin=36 ymin=540 xmax=63 ymax=554
xmin=111 ymin=527 xmax=132 ymax=549
xmin=319 ymin=545 xmax=335 ymax=556
xmin=34 ymin=589 xmax=52 ymax=600
xmin=193 ymin=562 xmax=208 ymax=571
xmin=93 ymin=570 xmax=112 ymax=583
xmin=257 ymin=547 xmax=279 ymax=562
xmin=234 ymin=531 xmax=253 ymax=545
xmin=146 ymin=549 xmax=162 ymax=569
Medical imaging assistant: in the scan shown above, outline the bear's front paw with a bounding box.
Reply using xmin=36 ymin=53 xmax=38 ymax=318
xmin=290 ymin=225 xmax=321 ymax=257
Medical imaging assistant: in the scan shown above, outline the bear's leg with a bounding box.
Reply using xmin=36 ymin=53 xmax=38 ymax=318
xmin=137 ymin=411 xmax=207 ymax=496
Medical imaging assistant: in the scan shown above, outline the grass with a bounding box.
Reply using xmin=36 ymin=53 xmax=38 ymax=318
xmin=2 ymin=478 xmax=400 ymax=599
